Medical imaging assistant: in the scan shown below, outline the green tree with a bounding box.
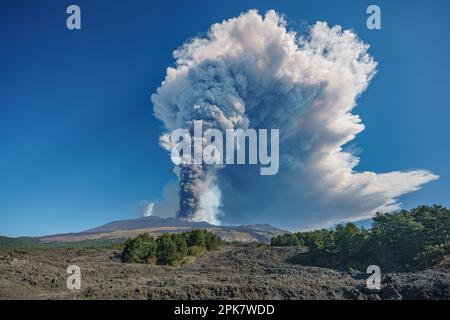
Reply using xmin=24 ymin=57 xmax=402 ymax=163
xmin=188 ymin=229 xmax=207 ymax=247
xmin=272 ymin=205 xmax=450 ymax=272
xmin=372 ymin=211 xmax=424 ymax=270
xmin=205 ymin=232 xmax=223 ymax=250
xmin=121 ymin=230 xmax=223 ymax=266
xmin=173 ymin=235 xmax=188 ymax=259
xmin=271 ymin=233 xmax=301 ymax=246
xmin=156 ymin=234 xmax=178 ymax=265
xmin=298 ymin=229 xmax=335 ymax=253
xmin=121 ymin=233 xmax=156 ymax=263
xmin=410 ymin=205 xmax=450 ymax=247
xmin=333 ymin=223 xmax=371 ymax=269
xmin=335 ymin=223 xmax=369 ymax=255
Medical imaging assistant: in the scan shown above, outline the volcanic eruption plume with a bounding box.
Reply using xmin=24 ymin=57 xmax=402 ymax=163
xmin=151 ymin=10 xmax=438 ymax=228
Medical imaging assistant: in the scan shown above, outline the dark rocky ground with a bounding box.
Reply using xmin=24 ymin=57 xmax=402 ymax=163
xmin=0 ymin=243 xmax=448 ymax=300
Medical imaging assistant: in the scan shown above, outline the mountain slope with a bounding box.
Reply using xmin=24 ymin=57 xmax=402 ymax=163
xmin=85 ymin=216 xmax=212 ymax=233
xmin=36 ymin=216 xmax=288 ymax=244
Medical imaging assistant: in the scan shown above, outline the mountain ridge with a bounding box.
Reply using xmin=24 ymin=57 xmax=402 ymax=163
xmin=33 ymin=216 xmax=288 ymax=244
xmin=84 ymin=216 xmax=212 ymax=233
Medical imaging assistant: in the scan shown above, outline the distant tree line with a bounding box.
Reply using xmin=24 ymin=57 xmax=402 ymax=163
xmin=0 ymin=236 xmax=123 ymax=250
xmin=271 ymin=205 xmax=450 ymax=271
xmin=121 ymin=229 xmax=223 ymax=266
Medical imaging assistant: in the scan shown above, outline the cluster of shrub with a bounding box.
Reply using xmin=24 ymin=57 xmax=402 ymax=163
xmin=121 ymin=229 xmax=222 ymax=266
xmin=271 ymin=205 xmax=450 ymax=272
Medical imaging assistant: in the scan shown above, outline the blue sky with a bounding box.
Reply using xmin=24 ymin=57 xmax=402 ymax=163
xmin=1 ymin=0 xmax=449 ymax=237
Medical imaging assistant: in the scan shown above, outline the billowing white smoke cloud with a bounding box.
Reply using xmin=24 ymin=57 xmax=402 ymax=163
xmin=143 ymin=202 xmax=154 ymax=217
xmin=151 ymin=10 xmax=438 ymax=229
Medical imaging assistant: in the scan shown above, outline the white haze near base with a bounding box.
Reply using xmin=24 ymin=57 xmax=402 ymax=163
xmin=143 ymin=202 xmax=154 ymax=217
xmin=151 ymin=10 xmax=438 ymax=230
